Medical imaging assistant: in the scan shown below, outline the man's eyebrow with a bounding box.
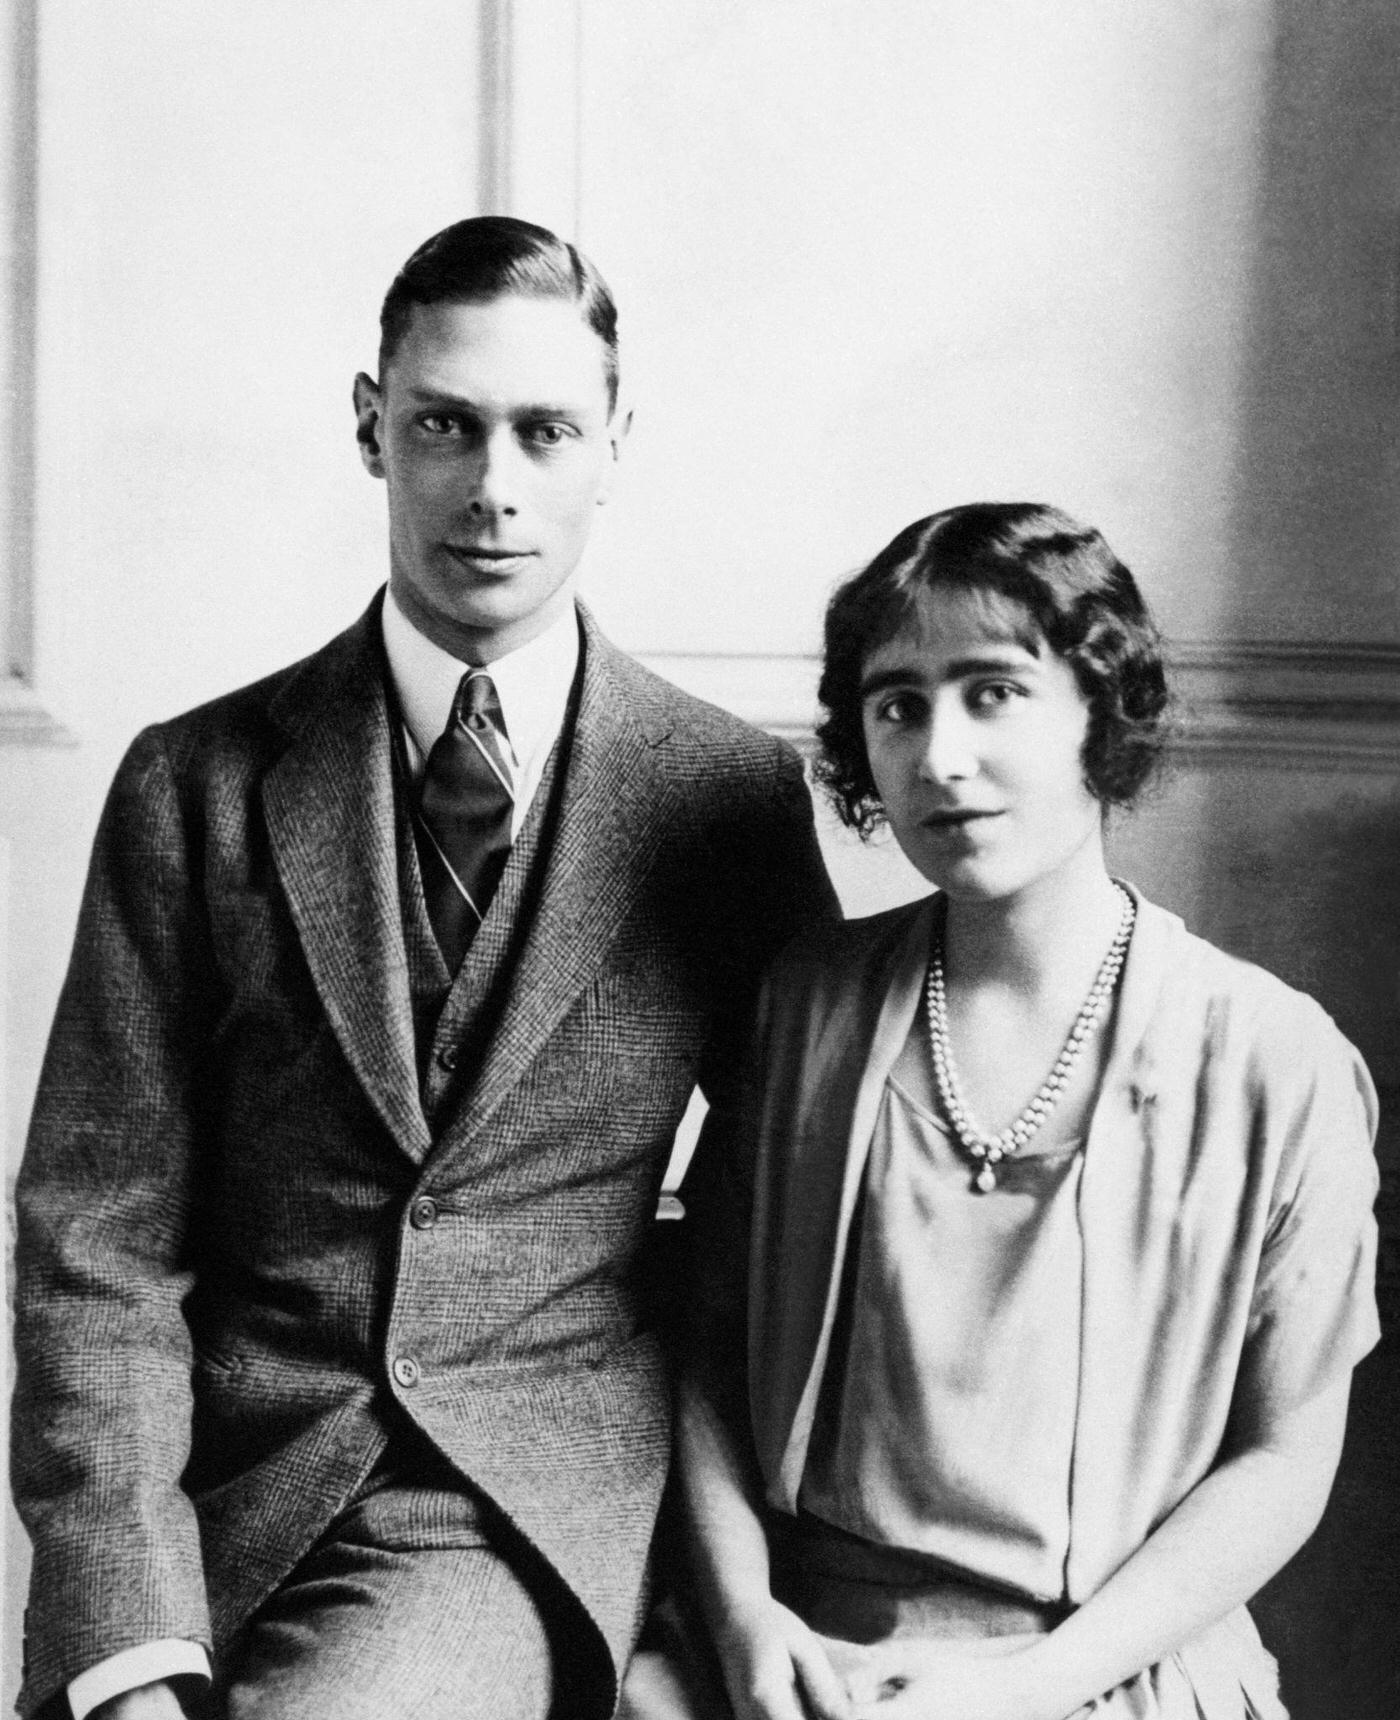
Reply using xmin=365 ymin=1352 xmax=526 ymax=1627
xmin=400 ymin=386 xmax=586 ymax=416
xmin=859 ymin=651 xmax=1037 ymax=698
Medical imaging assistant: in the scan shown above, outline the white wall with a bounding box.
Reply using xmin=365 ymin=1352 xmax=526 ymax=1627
xmin=584 ymin=0 xmax=1273 ymax=655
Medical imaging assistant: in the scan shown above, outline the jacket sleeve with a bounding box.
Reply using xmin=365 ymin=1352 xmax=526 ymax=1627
xmin=694 ymin=735 xmax=837 ymax=1110
xmin=11 ymin=725 xmax=216 ymax=1714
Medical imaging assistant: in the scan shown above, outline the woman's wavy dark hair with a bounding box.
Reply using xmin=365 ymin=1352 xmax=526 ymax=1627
xmin=814 ymin=502 xmax=1170 ymax=836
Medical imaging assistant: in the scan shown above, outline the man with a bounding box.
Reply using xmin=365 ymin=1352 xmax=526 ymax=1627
xmin=12 ymin=217 xmax=835 ymax=1720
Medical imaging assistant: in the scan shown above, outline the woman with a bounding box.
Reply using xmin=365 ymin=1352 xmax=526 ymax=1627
xmin=631 ymin=503 xmax=1380 ymax=1720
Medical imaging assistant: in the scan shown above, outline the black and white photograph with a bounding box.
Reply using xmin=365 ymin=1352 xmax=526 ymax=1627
xmin=2 ymin=4 xmax=1397 ymax=1718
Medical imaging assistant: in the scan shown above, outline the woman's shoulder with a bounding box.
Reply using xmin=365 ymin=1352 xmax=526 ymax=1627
xmin=1131 ymin=892 xmax=1366 ymax=1089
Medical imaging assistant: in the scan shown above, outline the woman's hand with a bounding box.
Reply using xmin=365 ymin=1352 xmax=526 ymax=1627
xmin=843 ymin=1636 xmax=1073 ymax=1720
xmin=715 ymin=1593 xmax=854 ymax=1720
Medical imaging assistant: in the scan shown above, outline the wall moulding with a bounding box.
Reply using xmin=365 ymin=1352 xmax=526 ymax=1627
xmin=1169 ymin=640 xmax=1400 ymax=768
xmin=0 ymin=685 xmax=73 ymax=747
xmin=477 ymin=0 xmax=582 ymax=238
xmin=638 ymin=640 xmax=1400 ymax=770
xmin=1 ymin=0 xmax=67 ymax=748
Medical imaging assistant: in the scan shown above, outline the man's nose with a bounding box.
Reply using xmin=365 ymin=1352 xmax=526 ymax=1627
xmin=464 ymin=428 xmax=520 ymax=516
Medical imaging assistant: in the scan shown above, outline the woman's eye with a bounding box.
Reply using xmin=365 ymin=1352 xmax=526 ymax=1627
xmin=875 ymin=694 xmax=917 ymax=724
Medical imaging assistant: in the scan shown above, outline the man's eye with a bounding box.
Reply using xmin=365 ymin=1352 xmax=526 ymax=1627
xmin=419 ymin=413 xmax=466 ymax=435
xmin=524 ymin=422 xmax=573 ymax=447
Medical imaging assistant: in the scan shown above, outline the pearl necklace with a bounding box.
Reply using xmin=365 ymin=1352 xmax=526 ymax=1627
xmin=925 ymin=884 xmax=1136 ymax=1192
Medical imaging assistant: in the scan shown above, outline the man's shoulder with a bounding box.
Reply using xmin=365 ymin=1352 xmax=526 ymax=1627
xmin=137 ymin=602 xmax=379 ymax=771
xmin=599 ymin=646 xmax=782 ymax=749
xmin=772 ymin=896 xmax=928 ymax=983
xmin=586 ymin=625 xmax=792 ymax=773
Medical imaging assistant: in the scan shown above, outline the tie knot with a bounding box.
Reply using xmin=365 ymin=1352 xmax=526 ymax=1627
xmin=456 ymin=670 xmax=502 ymax=736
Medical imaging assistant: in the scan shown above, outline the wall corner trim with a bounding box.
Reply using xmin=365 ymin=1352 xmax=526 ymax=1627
xmin=0 ymin=680 xmax=74 ymax=747
xmin=477 ymin=0 xmax=582 ymax=238
xmin=1170 ymin=640 xmax=1400 ymax=767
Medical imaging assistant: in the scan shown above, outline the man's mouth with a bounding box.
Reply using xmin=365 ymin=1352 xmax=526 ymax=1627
xmin=444 ymin=545 xmax=536 ymax=572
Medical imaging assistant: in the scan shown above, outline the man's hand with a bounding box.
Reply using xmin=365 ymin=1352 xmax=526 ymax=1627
xmin=91 ymin=1680 xmax=190 ymax=1720
xmin=714 ymin=1594 xmax=853 ymax=1720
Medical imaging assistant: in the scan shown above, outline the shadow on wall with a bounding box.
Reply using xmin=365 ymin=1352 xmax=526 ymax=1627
xmin=1210 ymin=3 xmax=1396 ymax=1706
xmin=1195 ymin=781 xmax=1400 ymax=1720
xmin=1223 ymin=0 xmax=1400 ymax=643
xmin=1240 ymin=792 xmax=1400 ymax=1719
xmin=1226 ymin=2 xmax=1400 ymax=1691
xmin=1185 ymin=5 xmax=1400 ymax=1711
xmin=1117 ymin=769 xmax=1400 ymax=1719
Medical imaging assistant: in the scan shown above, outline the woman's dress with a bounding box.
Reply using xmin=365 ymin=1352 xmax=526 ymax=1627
xmin=637 ymin=889 xmax=1379 ymax=1719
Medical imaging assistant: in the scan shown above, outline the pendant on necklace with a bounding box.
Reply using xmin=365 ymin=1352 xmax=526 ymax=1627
xmin=927 ymin=882 xmax=1137 ymax=1198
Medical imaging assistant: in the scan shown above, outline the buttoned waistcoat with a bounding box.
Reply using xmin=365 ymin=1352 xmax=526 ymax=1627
xmin=11 ymin=592 xmax=835 ymax=1718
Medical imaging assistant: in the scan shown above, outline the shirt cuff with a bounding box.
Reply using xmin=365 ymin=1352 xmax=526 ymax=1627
xmin=69 ymin=1640 xmax=211 ymax=1720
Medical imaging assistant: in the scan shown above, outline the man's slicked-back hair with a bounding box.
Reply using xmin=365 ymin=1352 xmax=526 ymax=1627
xmin=377 ymin=215 xmax=620 ymax=411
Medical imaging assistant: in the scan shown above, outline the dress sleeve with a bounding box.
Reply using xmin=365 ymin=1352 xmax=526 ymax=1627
xmin=1237 ymin=1017 xmax=1381 ymax=1421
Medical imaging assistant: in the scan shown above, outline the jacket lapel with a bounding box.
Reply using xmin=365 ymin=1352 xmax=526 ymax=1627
xmin=263 ymin=598 xmax=432 ymax=1163
xmin=439 ymin=612 xmax=677 ymax=1154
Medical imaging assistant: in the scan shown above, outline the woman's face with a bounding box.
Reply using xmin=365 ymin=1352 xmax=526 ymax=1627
xmin=859 ymin=584 xmax=1105 ymax=904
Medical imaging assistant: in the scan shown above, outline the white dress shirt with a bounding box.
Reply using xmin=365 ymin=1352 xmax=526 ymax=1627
xmin=68 ymin=1639 xmax=210 ymax=1719
xmin=66 ymin=590 xmax=581 ymax=1718
xmin=381 ymin=584 xmax=580 ymax=839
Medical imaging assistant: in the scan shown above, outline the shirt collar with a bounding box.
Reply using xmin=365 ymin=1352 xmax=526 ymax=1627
xmin=381 ymin=586 xmax=581 ymax=766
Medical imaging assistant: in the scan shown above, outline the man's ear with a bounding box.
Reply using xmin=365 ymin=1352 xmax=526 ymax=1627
xmin=597 ymin=405 xmax=633 ymax=506
xmin=353 ymin=372 xmax=386 ymax=478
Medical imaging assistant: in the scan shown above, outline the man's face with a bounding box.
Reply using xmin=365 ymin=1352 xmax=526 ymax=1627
xmin=354 ymin=295 xmax=624 ymax=661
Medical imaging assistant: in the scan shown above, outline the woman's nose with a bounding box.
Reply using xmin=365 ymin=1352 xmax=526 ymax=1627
xmin=918 ymin=705 xmax=976 ymax=782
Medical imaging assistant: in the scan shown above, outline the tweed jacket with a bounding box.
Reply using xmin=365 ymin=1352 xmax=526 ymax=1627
xmin=11 ymin=593 xmax=835 ymax=1718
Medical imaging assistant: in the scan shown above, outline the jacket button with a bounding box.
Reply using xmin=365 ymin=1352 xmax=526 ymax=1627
xmin=437 ymin=1045 xmax=458 ymax=1072
xmin=409 ymin=1195 xmax=439 ymax=1230
xmin=392 ymin=1355 xmax=420 ymax=1389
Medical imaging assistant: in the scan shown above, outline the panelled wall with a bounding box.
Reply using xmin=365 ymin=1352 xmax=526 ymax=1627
xmin=3 ymin=1 xmax=1397 ymax=1710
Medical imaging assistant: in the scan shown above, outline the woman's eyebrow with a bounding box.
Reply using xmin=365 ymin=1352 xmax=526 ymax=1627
xmin=859 ymin=664 xmax=925 ymax=697
xmin=859 ymin=650 xmax=1036 ymax=698
xmin=944 ymin=650 xmax=1039 ymax=679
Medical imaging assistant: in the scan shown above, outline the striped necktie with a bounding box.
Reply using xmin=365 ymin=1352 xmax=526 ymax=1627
xmin=415 ymin=669 xmax=516 ymax=970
